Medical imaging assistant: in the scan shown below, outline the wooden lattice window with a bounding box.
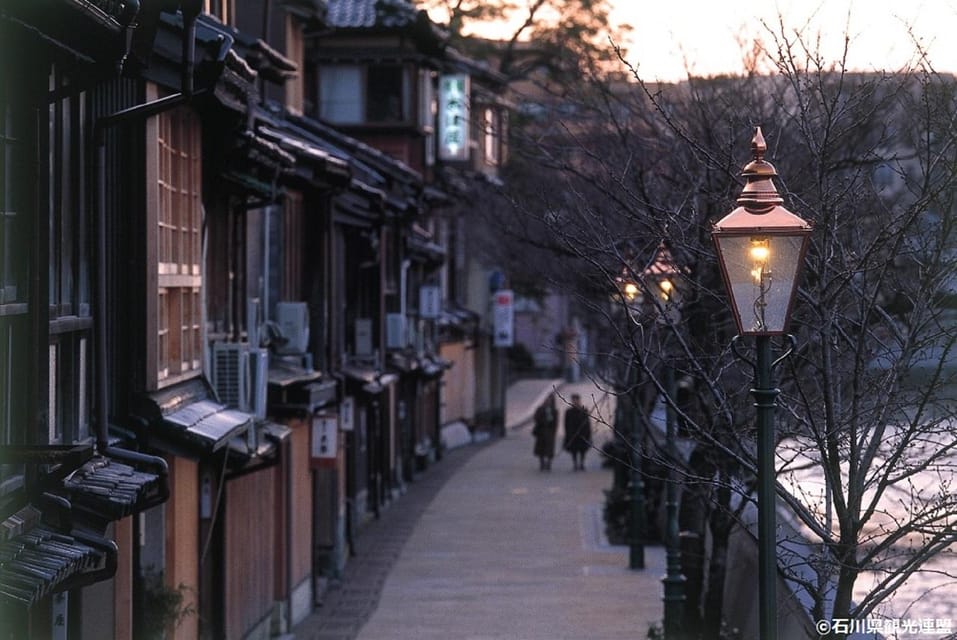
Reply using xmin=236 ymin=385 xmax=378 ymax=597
xmin=155 ymin=106 xmax=202 ymax=384
xmin=47 ymin=63 xmax=93 ymax=445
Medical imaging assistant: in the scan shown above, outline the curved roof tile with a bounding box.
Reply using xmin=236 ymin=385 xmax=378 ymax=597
xmin=326 ymin=0 xmax=419 ymax=29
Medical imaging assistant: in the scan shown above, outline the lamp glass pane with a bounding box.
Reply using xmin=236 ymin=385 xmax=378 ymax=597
xmin=716 ymin=233 xmax=805 ymax=333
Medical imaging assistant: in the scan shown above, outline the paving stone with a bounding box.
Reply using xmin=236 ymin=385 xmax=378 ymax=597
xmin=292 ymin=443 xmax=489 ymax=640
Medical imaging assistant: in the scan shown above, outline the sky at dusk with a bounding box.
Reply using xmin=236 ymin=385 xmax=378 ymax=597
xmin=613 ymin=0 xmax=957 ymax=82
xmin=453 ymin=1 xmax=957 ymax=82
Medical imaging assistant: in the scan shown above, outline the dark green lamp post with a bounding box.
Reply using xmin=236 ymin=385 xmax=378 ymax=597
xmin=641 ymin=242 xmax=686 ymax=639
xmin=614 ymin=263 xmax=648 ymax=571
xmin=711 ymin=127 xmax=811 ymax=640
xmin=626 ymin=370 xmax=646 ymax=571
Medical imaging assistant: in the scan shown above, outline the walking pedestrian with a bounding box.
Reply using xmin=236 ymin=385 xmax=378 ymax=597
xmin=563 ymin=393 xmax=592 ymax=471
xmin=531 ymin=393 xmax=558 ymax=471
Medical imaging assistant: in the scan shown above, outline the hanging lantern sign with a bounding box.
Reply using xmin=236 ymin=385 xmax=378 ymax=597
xmin=438 ymin=74 xmax=470 ymax=161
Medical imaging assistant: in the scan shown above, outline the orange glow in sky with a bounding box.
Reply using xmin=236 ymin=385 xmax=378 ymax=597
xmin=450 ymin=1 xmax=957 ymax=82
xmin=612 ymin=0 xmax=957 ymax=82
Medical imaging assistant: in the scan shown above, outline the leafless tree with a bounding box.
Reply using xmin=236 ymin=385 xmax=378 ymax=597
xmin=415 ymin=0 xmax=630 ymax=83
xmin=472 ymin=15 xmax=957 ymax=640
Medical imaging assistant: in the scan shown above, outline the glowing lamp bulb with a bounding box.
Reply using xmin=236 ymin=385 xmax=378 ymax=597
xmin=750 ymin=241 xmax=770 ymax=263
xmin=659 ymin=280 xmax=673 ymax=300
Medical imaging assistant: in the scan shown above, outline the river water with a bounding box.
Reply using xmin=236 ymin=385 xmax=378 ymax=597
xmin=778 ymin=436 xmax=957 ymax=636
xmin=643 ymin=394 xmax=957 ymax=636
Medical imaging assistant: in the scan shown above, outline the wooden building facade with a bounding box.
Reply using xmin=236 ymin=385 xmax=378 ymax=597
xmin=0 ymin=0 xmax=510 ymax=638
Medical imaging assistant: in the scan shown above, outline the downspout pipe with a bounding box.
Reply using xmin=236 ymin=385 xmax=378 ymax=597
xmin=94 ymin=94 xmax=190 ymax=454
xmin=400 ymin=259 xmax=411 ymax=323
xmin=93 ymin=3 xmax=224 ymax=452
xmin=180 ymin=1 xmax=200 ymax=97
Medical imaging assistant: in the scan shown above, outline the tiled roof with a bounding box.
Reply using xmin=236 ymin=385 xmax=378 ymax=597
xmin=326 ymin=0 xmax=419 ymax=29
xmin=288 ymin=114 xmax=422 ymax=185
xmin=62 ymin=0 xmax=136 ymax=29
xmin=258 ymin=124 xmax=351 ymax=177
xmin=163 ymin=400 xmax=253 ymax=452
xmin=0 ymin=446 xmax=169 ymax=608
xmin=0 ymin=524 xmax=113 ymax=607
xmin=62 ymin=457 xmax=162 ymax=521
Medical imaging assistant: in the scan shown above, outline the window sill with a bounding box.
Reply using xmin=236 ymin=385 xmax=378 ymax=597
xmin=49 ymin=316 xmax=94 ymax=335
xmin=0 ymin=303 xmax=28 ymax=317
xmin=156 ymin=370 xmax=203 ymax=391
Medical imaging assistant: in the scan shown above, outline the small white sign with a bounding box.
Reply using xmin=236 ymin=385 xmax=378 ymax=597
xmin=493 ymin=289 xmax=514 ymax=348
xmin=340 ymin=396 xmax=355 ymax=432
xmin=312 ymin=414 xmax=338 ymax=460
xmin=386 ymin=313 xmax=406 ymax=349
xmin=420 ymin=286 xmax=441 ymax=318
xmin=355 ymin=318 xmax=373 ymax=355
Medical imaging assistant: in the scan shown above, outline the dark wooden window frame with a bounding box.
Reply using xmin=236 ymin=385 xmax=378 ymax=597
xmin=46 ymin=62 xmax=94 ymax=446
xmin=145 ymin=94 xmax=203 ymax=390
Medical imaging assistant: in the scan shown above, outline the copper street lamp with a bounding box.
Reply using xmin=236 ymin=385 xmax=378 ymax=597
xmin=711 ymin=127 xmax=811 ymax=640
xmin=611 ymin=242 xmax=685 ymax=603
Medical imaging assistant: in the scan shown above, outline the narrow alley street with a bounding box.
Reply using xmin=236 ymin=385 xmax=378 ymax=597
xmin=293 ymin=378 xmax=666 ymax=640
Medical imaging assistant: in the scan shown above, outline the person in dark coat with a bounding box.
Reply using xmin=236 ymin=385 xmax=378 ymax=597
xmin=563 ymin=394 xmax=592 ymax=471
xmin=532 ymin=393 xmax=558 ymax=471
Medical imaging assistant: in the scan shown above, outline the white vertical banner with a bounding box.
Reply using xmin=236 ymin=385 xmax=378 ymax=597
xmin=493 ymin=289 xmax=514 ymax=348
xmin=438 ymin=74 xmax=470 ymax=161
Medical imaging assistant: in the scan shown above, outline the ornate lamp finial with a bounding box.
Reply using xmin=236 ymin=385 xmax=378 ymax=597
xmin=737 ymin=126 xmax=782 ymax=213
xmin=751 ymin=126 xmax=767 ymax=161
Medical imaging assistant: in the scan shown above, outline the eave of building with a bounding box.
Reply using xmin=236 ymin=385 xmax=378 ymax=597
xmin=312 ymin=47 xmax=440 ymax=67
xmin=323 ymin=0 xmax=448 ymax=54
xmin=130 ymin=378 xmax=261 ymax=460
xmin=138 ymin=12 xmax=245 ymax=96
xmin=0 ymin=519 xmax=118 ymax=608
xmin=280 ymin=0 xmax=329 ymax=23
xmin=282 ymin=117 xmax=427 ymax=220
xmin=256 ymin=115 xmax=354 ymax=189
xmin=406 ymin=223 xmax=445 ymax=266
xmin=205 ymin=13 xmax=300 ymax=84
xmin=1 ymin=0 xmax=131 ymax=65
xmin=0 ymin=446 xmax=170 ymax=608
xmin=333 ymin=179 xmax=386 ymax=227
xmin=468 ymin=84 xmax=514 ymax=109
xmin=288 ymin=114 xmax=423 ymax=191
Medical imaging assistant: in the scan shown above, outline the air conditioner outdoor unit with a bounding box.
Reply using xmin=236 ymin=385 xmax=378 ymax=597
xmin=275 ymin=302 xmax=310 ymax=354
xmin=212 ymin=342 xmax=250 ymax=411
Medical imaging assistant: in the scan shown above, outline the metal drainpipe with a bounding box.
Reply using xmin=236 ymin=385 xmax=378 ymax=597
xmin=93 ymin=7 xmax=208 ymax=452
